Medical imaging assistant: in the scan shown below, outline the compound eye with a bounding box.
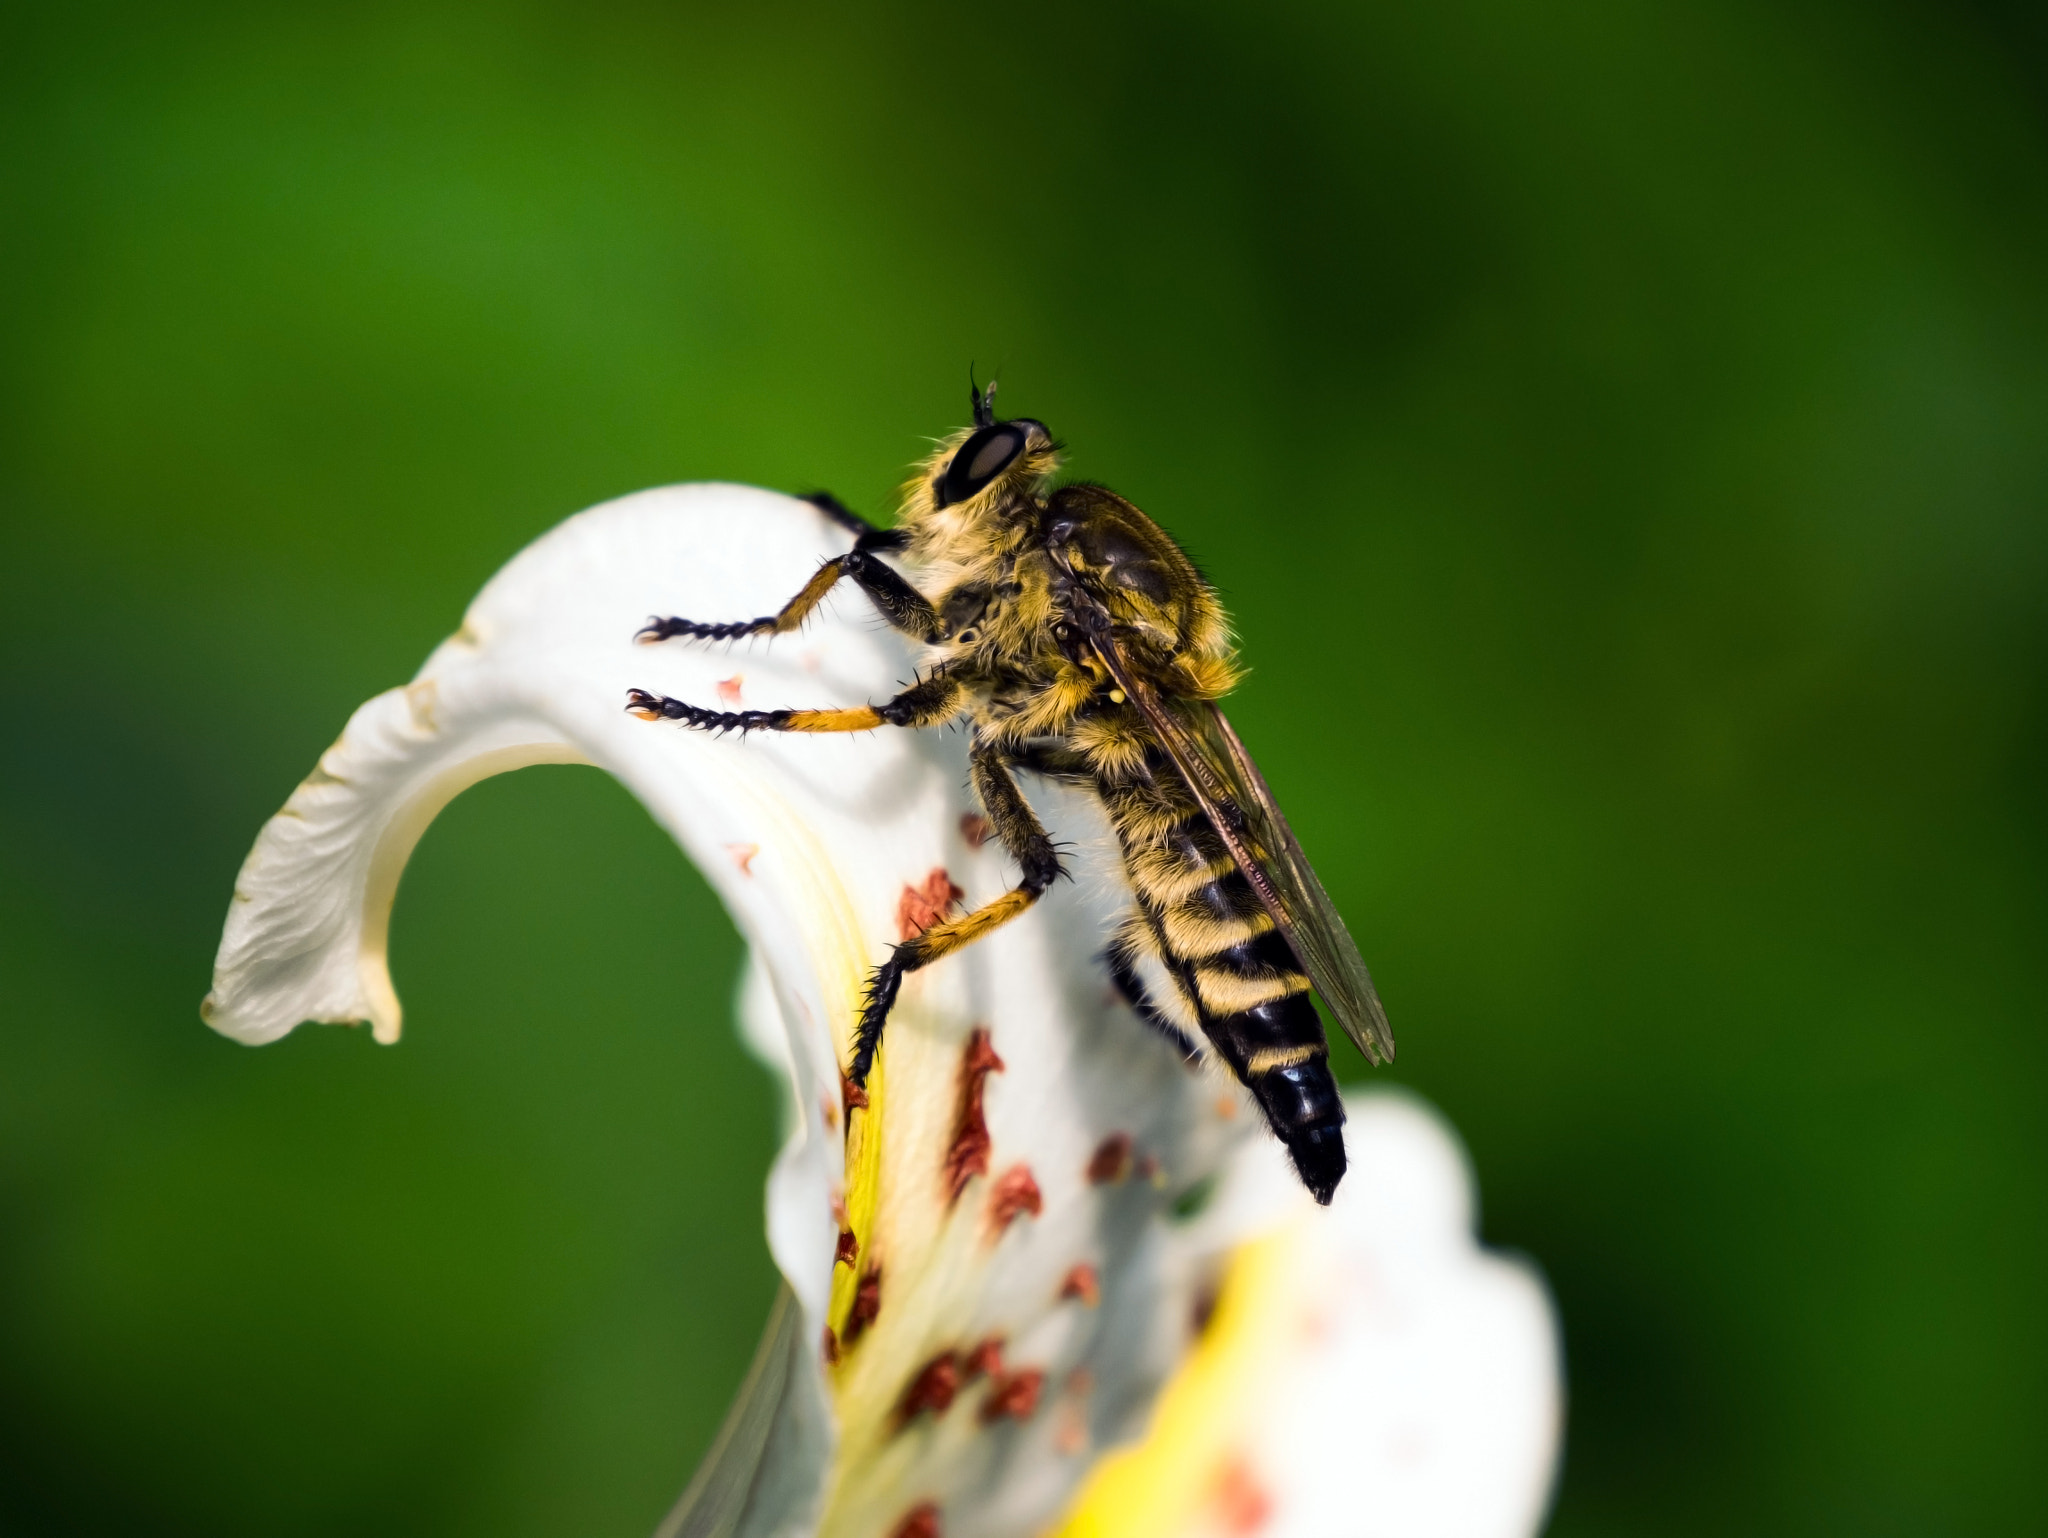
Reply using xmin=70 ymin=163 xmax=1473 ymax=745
xmin=937 ymin=424 xmax=1026 ymax=507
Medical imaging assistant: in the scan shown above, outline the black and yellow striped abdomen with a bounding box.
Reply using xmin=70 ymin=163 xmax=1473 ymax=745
xmin=1099 ymin=751 xmax=1348 ymax=1203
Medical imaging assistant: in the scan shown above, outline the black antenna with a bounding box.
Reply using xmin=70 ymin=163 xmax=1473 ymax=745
xmin=969 ymin=366 xmax=998 ymax=428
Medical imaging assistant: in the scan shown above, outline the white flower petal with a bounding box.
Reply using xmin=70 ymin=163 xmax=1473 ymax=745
xmin=205 ymin=484 xmax=1268 ymax=1538
xmin=1050 ymin=1090 xmax=1562 ymax=1538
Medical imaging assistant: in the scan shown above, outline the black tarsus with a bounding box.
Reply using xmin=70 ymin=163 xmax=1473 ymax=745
xmin=626 ymin=666 xmax=961 ymax=737
xmin=636 ymin=541 xmax=940 ymax=647
xmin=848 ymin=742 xmax=1061 ymax=1086
xmin=636 ymin=611 xmax=786 ymax=644
xmin=624 ymin=689 xmax=792 ymax=734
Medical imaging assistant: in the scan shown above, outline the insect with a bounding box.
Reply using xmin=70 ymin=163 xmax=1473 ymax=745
xmin=626 ymin=383 xmax=1393 ymax=1203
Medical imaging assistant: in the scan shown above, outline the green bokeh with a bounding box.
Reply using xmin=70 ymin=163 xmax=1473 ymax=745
xmin=4 ymin=2 xmax=2045 ymax=1533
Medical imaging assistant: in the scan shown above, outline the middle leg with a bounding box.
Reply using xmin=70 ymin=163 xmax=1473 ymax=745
xmin=626 ymin=666 xmax=963 ymax=734
xmin=849 ymin=741 xmax=1064 ymax=1085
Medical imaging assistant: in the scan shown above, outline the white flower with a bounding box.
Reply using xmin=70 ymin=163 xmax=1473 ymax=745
xmin=204 ymin=484 xmax=1561 ymax=1538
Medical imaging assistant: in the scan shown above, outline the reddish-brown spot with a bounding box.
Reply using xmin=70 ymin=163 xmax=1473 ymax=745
xmin=724 ymin=842 xmax=759 ymax=876
xmin=980 ymin=1367 xmax=1046 ymax=1423
xmin=841 ymin=1070 xmax=869 ymax=1115
xmin=1086 ymin=1133 xmax=1133 ymax=1185
xmin=961 ymin=1335 xmax=1005 ymax=1381
xmin=944 ymin=1029 xmax=1006 ymax=1203
xmin=958 ymin=812 xmax=994 ymax=849
xmin=821 ymin=1326 xmax=841 ymax=1365
xmin=1213 ymin=1094 xmax=1240 ymax=1121
xmin=1135 ymin=1154 xmax=1163 ymax=1186
xmin=963 ymin=1030 xmax=1003 ymax=1077
xmin=890 ymin=1502 xmax=941 ymax=1538
xmin=897 ymin=868 xmax=966 ymax=940
xmin=716 ymin=674 xmax=744 ymax=706
xmin=1054 ymin=1404 xmax=1088 ymax=1454
xmin=1060 ymin=1263 xmax=1101 ymax=1307
xmin=835 ymin=1229 xmax=859 ymax=1267
xmin=1055 ymin=1369 xmax=1093 ymax=1453
xmin=1213 ymin=1456 xmax=1275 ymax=1535
xmin=987 ymin=1165 xmax=1043 ymax=1235
xmin=844 ymin=1264 xmax=882 ymax=1345
xmin=898 ymin=1352 xmax=961 ymax=1423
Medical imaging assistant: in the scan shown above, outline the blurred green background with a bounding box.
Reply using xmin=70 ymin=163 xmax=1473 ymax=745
xmin=3 ymin=1 xmax=2045 ymax=1533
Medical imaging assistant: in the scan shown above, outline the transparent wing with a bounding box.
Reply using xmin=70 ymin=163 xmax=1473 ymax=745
xmin=1192 ymin=703 xmax=1395 ymax=1064
xmin=1090 ymin=641 xmax=1396 ymax=1065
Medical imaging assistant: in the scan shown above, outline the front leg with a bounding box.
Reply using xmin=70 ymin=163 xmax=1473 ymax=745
xmin=639 ymin=555 xmax=852 ymax=643
xmin=849 ymin=742 xmax=1065 ymax=1085
xmin=638 ymin=497 xmax=936 ymax=645
xmin=804 ymin=490 xmax=909 ymax=552
xmin=625 ymin=666 xmax=964 ymax=734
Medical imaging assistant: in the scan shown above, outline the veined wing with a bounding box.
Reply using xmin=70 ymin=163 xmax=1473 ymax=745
xmin=1089 ymin=640 xmax=1396 ymax=1066
xmin=1193 ymin=702 xmax=1394 ymax=1064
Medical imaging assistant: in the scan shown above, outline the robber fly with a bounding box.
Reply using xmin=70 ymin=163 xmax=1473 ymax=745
xmin=626 ymin=383 xmax=1393 ymax=1203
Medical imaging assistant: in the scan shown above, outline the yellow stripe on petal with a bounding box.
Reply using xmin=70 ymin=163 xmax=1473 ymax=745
xmin=829 ymin=1049 xmax=884 ymax=1342
xmin=1045 ymin=1223 xmax=1310 ymax=1538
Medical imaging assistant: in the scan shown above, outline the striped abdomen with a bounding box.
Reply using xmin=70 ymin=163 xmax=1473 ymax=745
xmin=1101 ymin=755 xmax=1348 ymax=1203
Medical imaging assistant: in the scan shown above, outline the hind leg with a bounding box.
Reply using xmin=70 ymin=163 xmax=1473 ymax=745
xmin=1105 ymin=916 xmax=1201 ymax=1060
xmin=848 ymin=742 xmax=1064 ymax=1084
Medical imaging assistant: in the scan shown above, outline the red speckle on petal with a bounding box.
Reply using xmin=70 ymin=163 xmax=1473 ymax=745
xmin=980 ymin=1367 xmax=1046 ymax=1423
xmin=724 ymin=842 xmax=760 ymax=876
xmin=1060 ymin=1263 xmax=1101 ymax=1307
xmin=716 ymin=675 xmax=744 ymax=706
xmin=835 ymin=1229 xmax=859 ymax=1267
xmin=1212 ymin=1457 xmax=1275 ymax=1535
xmin=1086 ymin=1133 xmax=1133 ymax=1185
xmin=1054 ymin=1402 xmax=1088 ymax=1455
xmin=897 ymin=868 xmax=966 ymax=940
xmin=898 ymin=1352 xmax=961 ymax=1424
xmin=963 ymin=1029 xmax=1003 ymax=1075
xmin=844 ymin=1264 xmax=882 ymax=1345
xmin=958 ymin=812 xmax=993 ymax=849
xmin=841 ymin=1071 xmax=870 ymax=1116
xmin=890 ymin=1503 xmax=941 ymax=1538
xmin=821 ymin=1327 xmax=841 ymax=1365
xmin=961 ymin=1336 xmax=1005 ymax=1381
xmin=1214 ymin=1094 xmax=1240 ymax=1121
xmin=987 ymin=1165 xmax=1042 ymax=1235
xmin=944 ymin=1029 xmax=1005 ymax=1203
